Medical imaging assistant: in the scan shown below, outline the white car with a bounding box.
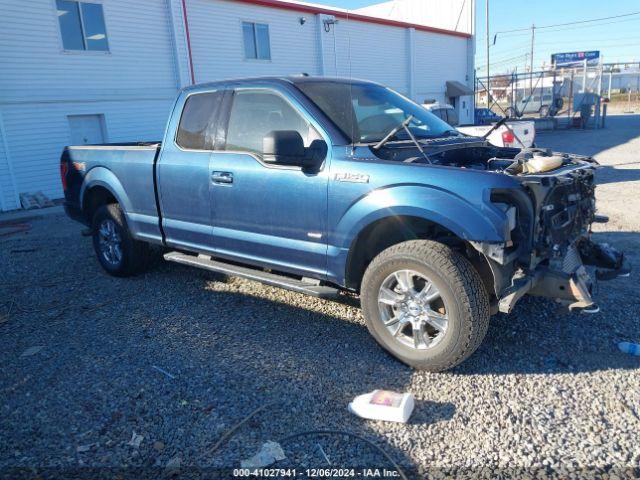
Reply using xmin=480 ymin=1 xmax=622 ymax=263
xmin=424 ymin=103 xmax=536 ymax=148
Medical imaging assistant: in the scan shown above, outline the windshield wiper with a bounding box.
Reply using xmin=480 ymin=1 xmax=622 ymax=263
xmin=442 ymin=129 xmax=462 ymax=136
xmin=372 ymin=115 xmax=431 ymax=164
xmin=481 ymin=117 xmax=507 ymax=140
xmin=373 ymin=115 xmax=414 ymax=150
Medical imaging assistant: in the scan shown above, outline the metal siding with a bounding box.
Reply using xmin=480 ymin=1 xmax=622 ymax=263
xmin=1 ymin=100 xmax=173 ymax=202
xmin=332 ymin=19 xmax=409 ymax=95
xmin=413 ymin=31 xmax=470 ymax=104
xmin=187 ymin=0 xmax=321 ymax=81
xmin=0 ymin=0 xmax=179 ymax=209
xmin=356 ymin=0 xmax=475 ymax=35
xmin=0 ymin=0 xmax=178 ymax=102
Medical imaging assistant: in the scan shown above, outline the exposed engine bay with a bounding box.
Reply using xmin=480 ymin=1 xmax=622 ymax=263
xmin=371 ymin=140 xmax=630 ymax=314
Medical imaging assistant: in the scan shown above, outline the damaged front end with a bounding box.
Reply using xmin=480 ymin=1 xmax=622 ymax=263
xmin=473 ymin=150 xmax=631 ymax=314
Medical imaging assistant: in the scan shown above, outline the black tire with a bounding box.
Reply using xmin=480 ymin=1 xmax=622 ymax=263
xmin=361 ymin=240 xmax=490 ymax=371
xmin=92 ymin=204 xmax=152 ymax=277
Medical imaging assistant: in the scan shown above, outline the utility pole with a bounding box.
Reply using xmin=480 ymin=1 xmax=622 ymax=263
xmin=486 ymin=0 xmax=490 ymax=107
xmin=529 ymin=24 xmax=535 ymax=97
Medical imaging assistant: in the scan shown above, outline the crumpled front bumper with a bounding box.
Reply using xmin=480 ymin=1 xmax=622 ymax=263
xmin=497 ymin=238 xmax=631 ymax=314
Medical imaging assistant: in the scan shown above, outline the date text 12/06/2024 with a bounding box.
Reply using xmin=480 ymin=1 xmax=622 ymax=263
xmin=232 ymin=467 xmax=402 ymax=477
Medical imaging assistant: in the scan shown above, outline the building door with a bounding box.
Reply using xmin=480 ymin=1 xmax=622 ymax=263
xmin=456 ymin=95 xmax=473 ymax=125
xmin=68 ymin=114 xmax=106 ymax=145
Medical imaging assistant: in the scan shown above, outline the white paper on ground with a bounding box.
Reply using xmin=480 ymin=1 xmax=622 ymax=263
xmin=348 ymin=390 xmax=415 ymax=423
xmin=241 ymin=441 xmax=286 ymax=469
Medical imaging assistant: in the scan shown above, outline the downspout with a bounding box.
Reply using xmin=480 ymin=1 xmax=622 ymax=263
xmin=407 ymin=27 xmax=416 ymax=101
xmin=165 ymin=0 xmax=185 ymax=89
xmin=180 ymin=0 xmax=196 ymax=85
xmin=0 ymin=110 xmax=20 ymax=211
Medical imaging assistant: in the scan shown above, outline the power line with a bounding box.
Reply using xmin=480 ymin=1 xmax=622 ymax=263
xmin=476 ymin=53 xmax=529 ymax=72
xmin=496 ymin=15 xmax=640 ymax=39
xmin=476 ymin=48 xmax=528 ymax=66
xmin=530 ymin=36 xmax=640 ymax=48
xmin=494 ymin=10 xmax=640 ymax=35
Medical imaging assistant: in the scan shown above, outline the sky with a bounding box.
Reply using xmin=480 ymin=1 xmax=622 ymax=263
xmin=309 ymin=0 xmax=640 ymax=74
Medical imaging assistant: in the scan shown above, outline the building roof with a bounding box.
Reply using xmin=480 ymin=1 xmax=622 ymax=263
xmin=230 ymin=0 xmax=471 ymax=38
xmin=355 ymin=0 xmax=474 ymax=35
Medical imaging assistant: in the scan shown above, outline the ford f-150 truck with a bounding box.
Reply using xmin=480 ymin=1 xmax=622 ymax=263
xmin=61 ymin=77 xmax=629 ymax=371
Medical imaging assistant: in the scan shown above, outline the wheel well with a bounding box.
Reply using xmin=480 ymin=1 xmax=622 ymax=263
xmin=345 ymin=215 xmax=496 ymax=298
xmin=83 ymin=186 xmax=117 ymax=223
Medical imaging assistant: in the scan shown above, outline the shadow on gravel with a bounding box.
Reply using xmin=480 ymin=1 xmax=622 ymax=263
xmin=537 ymin=114 xmax=640 ymax=158
xmin=596 ymin=163 xmax=640 ymax=185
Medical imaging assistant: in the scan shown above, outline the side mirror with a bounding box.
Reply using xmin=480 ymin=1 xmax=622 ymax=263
xmin=263 ymin=130 xmax=305 ymax=165
xmin=305 ymin=139 xmax=328 ymax=170
xmin=262 ymin=131 xmax=327 ymax=171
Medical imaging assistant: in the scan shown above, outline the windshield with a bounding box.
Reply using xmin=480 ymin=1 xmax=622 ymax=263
xmin=295 ymin=81 xmax=455 ymax=143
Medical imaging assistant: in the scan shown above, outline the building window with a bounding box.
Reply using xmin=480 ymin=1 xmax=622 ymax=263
xmin=242 ymin=22 xmax=271 ymax=60
xmin=56 ymin=0 xmax=109 ymax=52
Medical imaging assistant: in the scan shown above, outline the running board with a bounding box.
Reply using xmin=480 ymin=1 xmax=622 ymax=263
xmin=164 ymin=251 xmax=340 ymax=299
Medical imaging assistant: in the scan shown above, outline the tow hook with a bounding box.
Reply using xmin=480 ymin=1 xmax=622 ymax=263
xmin=569 ymin=303 xmax=600 ymax=314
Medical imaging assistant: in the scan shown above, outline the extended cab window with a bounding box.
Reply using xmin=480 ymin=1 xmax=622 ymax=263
xmin=176 ymin=91 xmax=224 ymax=150
xmin=226 ymin=90 xmax=319 ymax=155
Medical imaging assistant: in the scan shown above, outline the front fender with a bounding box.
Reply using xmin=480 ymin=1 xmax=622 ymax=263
xmin=326 ymin=184 xmax=510 ymax=285
xmin=335 ymin=184 xmax=508 ymax=249
xmin=80 ymin=166 xmax=133 ymax=214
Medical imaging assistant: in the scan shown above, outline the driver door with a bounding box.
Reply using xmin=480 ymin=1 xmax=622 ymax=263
xmin=209 ymin=88 xmax=330 ymax=278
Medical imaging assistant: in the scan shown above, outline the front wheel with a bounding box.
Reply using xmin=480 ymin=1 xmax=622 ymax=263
xmin=361 ymin=240 xmax=490 ymax=371
xmin=92 ymin=204 xmax=152 ymax=277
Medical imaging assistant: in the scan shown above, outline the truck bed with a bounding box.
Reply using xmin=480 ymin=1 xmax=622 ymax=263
xmin=458 ymin=121 xmax=535 ymax=148
xmin=61 ymin=142 xmax=162 ymax=241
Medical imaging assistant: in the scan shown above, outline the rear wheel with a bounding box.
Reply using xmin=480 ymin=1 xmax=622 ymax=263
xmin=361 ymin=240 xmax=490 ymax=371
xmin=92 ymin=204 xmax=152 ymax=277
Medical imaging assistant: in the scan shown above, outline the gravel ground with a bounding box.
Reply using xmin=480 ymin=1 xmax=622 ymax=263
xmin=1 ymin=116 xmax=639 ymax=478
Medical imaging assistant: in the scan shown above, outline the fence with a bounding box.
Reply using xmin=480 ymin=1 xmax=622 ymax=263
xmin=476 ymin=64 xmax=610 ymax=129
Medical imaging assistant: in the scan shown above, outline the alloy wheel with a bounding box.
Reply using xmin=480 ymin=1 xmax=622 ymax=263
xmin=97 ymin=219 xmax=123 ymax=267
xmin=377 ymin=269 xmax=449 ymax=350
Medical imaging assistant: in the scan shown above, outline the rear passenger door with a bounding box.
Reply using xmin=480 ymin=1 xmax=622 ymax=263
xmin=157 ymin=89 xmax=224 ymax=252
xmin=209 ymin=87 xmax=330 ymax=278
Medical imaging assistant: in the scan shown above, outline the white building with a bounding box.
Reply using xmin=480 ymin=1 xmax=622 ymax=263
xmin=356 ymin=0 xmax=474 ymax=35
xmin=0 ymin=0 xmax=475 ymax=211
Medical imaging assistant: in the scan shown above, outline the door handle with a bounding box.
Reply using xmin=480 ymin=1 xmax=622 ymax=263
xmin=212 ymin=171 xmax=233 ymax=184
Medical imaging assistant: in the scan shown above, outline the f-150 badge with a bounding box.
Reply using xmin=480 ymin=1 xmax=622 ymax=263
xmin=335 ymin=172 xmax=370 ymax=184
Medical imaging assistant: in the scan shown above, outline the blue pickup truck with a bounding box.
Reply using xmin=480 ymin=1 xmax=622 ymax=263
xmin=61 ymin=76 xmax=628 ymax=371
